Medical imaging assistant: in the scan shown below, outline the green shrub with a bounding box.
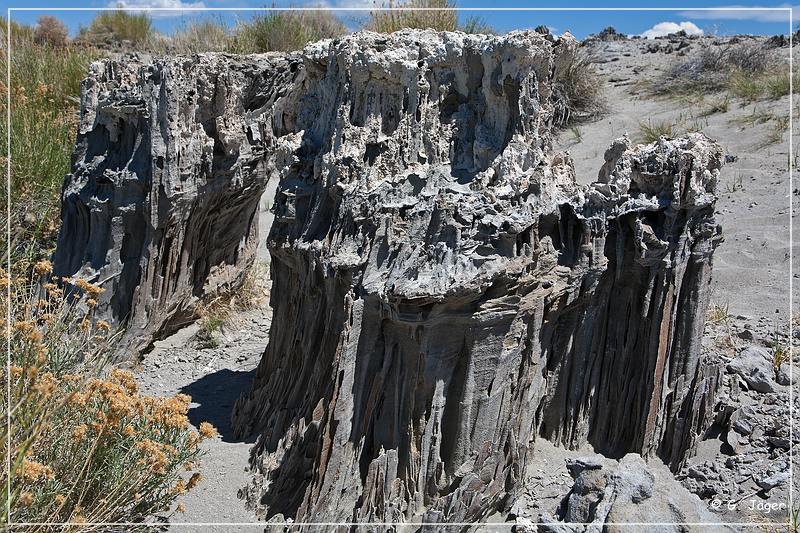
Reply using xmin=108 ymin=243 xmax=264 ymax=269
xmin=78 ymin=10 xmax=153 ymax=47
xmin=729 ymin=68 xmax=765 ymax=101
xmin=637 ymin=120 xmax=676 ymax=144
xmin=0 ymin=34 xmax=98 ymax=271
xmin=232 ymin=9 xmax=347 ymax=53
xmin=763 ymin=68 xmax=799 ymax=99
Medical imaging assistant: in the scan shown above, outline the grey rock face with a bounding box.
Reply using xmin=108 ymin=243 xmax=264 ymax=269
xmin=540 ymin=454 xmax=733 ymax=532
xmin=225 ymin=30 xmax=724 ymax=526
xmin=53 ymin=52 xmax=303 ymax=352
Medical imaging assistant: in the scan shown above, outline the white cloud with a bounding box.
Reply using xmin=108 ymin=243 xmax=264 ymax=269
xmin=327 ymin=0 xmax=377 ymax=8
xmin=107 ymin=0 xmax=207 ymax=15
xmin=302 ymin=0 xmax=377 ymax=9
xmin=641 ymin=21 xmax=704 ymax=39
xmin=679 ymin=5 xmax=798 ymax=23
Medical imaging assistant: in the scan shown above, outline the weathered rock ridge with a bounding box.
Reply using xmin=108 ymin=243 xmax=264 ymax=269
xmin=225 ymin=31 xmax=724 ymax=526
xmin=53 ymin=51 xmax=303 ymax=351
xmin=54 ymin=29 xmax=724 ymax=527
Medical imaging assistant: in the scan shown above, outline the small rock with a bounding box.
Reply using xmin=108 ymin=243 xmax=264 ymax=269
xmin=730 ymin=405 xmax=757 ymax=435
xmin=726 ymin=346 xmax=778 ymax=393
xmin=687 ymin=465 xmax=708 ymax=481
xmin=775 ymin=363 xmax=790 ymax=386
xmin=755 ymin=471 xmax=789 ymax=491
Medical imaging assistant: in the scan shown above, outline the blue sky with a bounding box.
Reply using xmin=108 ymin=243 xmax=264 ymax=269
xmin=2 ymin=0 xmax=798 ymax=40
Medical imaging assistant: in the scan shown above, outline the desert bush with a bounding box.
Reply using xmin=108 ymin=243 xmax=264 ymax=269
xmin=653 ymin=44 xmax=772 ymax=95
xmin=232 ymin=9 xmax=347 ymax=53
xmin=367 ymin=0 xmax=458 ymax=33
xmin=77 ymin=10 xmax=153 ymax=48
xmin=0 ymin=32 xmax=97 ymax=272
xmin=167 ymin=17 xmax=234 ymax=54
xmin=34 ymin=15 xmax=69 ymax=48
xmin=552 ymin=49 xmax=606 ymax=127
xmin=2 ymin=262 xmax=215 ymax=529
xmin=651 ymin=41 xmax=797 ymax=102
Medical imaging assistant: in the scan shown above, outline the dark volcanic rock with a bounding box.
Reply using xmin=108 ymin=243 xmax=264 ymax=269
xmin=588 ymin=26 xmax=628 ymax=42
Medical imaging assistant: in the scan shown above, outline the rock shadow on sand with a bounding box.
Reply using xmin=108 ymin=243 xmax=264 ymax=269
xmin=180 ymin=368 xmax=257 ymax=444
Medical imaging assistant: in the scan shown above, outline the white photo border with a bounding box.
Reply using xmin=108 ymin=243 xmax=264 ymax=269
xmin=4 ymin=5 xmax=794 ymax=529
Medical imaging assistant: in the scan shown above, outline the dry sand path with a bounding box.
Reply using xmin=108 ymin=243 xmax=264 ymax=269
xmin=136 ymin=299 xmax=272 ymax=530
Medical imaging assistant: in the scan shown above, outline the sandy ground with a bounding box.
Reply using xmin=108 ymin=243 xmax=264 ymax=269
xmin=136 ymin=304 xmax=271 ymax=531
xmin=132 ymin=35 xmax=798 ymax=530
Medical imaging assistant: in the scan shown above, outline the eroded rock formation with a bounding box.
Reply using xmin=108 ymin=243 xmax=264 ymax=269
xmin=225 ymin=31 xmax=724 ymax=526
xmin=53 ymin=52 xmax=302 ymax=352
xmin=54 ymin=29 xmax=724 ymax=527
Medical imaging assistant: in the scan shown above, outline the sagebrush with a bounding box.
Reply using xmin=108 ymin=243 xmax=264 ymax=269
xmin=2 ymin=261 xmax=218 ymax=530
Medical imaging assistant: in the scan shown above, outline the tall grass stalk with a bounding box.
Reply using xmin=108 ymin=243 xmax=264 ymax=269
xmin=232 ymin=9 xmax=347 ymax=53
xmin=0 ymin=25 xmax=97 ymax=270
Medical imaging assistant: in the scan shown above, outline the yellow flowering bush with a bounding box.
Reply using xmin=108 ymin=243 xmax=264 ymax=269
xmin=2 ymin=264 xmax=217 ymax=529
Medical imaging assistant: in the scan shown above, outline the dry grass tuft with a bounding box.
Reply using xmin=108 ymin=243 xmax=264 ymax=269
xmin=366 ymin=0 xmax=493 ymax=34
xmin=193 ymin=262 xmax=269 ymax=348
xmin=637 ymin=119 xmax=676 ymax=144
xmin=366 ymin=0 xmax=459 ymax=33
xmin=165 ymin=17 xmax=234 ymax=54
xmin=232 ymin=9 xmax=347 ymax=53
xmin=770 ymin=327 xmax=790 ymax=380
xmin=707 ymin=302 xmax=730 ymax=323
xmin=552 ymin=49 xmax=606 ymax=128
